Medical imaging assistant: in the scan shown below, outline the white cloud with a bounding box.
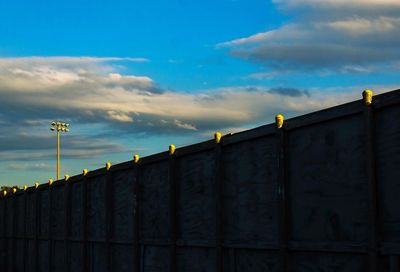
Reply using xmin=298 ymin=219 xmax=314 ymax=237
xmin=246 ymin=71 xmax=288 ymax=80
xmin=218 ymin=0 xmax=400 ymax=73
xmin=339 ymin=65 xmax=377 ymax=74
xmin=217 ymin=31 xmax=271 ymax=47
xmin=106 ymin=111 xmax=134 ymax=122
xmin=173 ymin=119 xmax=197 ymax=131
xmin=326 ymin=17 xmax=400 ymax=35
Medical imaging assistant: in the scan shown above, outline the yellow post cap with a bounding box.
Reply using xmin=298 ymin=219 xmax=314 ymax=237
xmin=13 ymin=188 xmax=17 ymax=194
xmin=106 ymin=162 xmax=112 ymax=171
xmin=49 ymin=179 xmax=54 ymax=186
xmin=214 ymin=131 xmax=222 ymax=144
xmin=64 ymin=175 xmax=70 ymax=181
xmin=35 ymin=182 xmax=40 ymax=189
xmin=363 ymin=89 xmax=373 ymax=105
xmin=133 ymin=154 xmax=140 ymax=163
xmin=169 ymin=144 xmax=176 ymax=155
xmin=83 ymin=169 xmax=89 ymax=176
xmin=275 ymin=114 xmax=285 ymax=129
xmin=24 ymin=185 xmax=28 ymax=191
xmin=3 ymin=190 xmax=6 ymax=196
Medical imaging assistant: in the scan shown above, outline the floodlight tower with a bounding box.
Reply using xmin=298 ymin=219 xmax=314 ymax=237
xmin=50 ymin=121 xmax=70 ymax=180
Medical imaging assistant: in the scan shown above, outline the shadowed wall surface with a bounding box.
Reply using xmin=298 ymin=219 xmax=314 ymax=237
xmin=1 ymin=89 xmax=400 ymax=272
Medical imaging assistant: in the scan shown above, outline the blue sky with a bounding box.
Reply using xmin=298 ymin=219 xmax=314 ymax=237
xmin=0 ymin=0 xmax=399 ymax=186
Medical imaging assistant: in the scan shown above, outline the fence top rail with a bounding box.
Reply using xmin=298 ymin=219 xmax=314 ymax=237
xmin=1 ymin=88 xmax=399 ymax=198
xmin=285 ymin=88 xmax=400 ymax=130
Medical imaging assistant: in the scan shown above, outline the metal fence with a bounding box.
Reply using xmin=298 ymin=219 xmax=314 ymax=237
xmin=1 ymin=89 xmax=400 ymax=272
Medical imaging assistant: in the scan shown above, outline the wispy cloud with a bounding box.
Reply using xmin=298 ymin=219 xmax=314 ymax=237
xmin=273 ymin=0 xmax=400 ymax=9
xmin=245 ymin=71 xmax=291 ymax=80
xmin=0 ymin=130 xmax=126 ymax=161
xmin=8 ymin=163 xmax=51 ymax=171
xmin=268 ymin=87 xmax=310 ymax=97
xmin=0 ymin=56 xmax=149 ymax=65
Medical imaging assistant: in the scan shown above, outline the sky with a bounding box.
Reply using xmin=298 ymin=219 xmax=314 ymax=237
xmin=0 ymin=0 xmax=399 ymax=186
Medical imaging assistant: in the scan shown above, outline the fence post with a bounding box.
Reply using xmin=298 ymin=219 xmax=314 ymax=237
xmin=64 ymin=175 xmax=71 ymax=272
xmin=23 ymin=187 xmax=27 ymax=272
xmin=34 ymin=182 xmax=40 ymax=272
xmin=48 ymin=179 xmax=54 ymax=272
xmin=133 ymin=154 xmax=141 ymax=272
xmin=105 ymin=162 xmax=113 ymax=272
xmin=363 ymin=90 xmax=379 ymax=271
xmin=168 ymin=145 xmax=177 ymax=272
xmin=82 ymin=169 xmax=89 ymax=272
xmin=276 ymin=114 xmax=289 ymax=272
xmin=1 ymin=193 xmax=6 ymax=271
xmin=214 ymin=132 xmax=224 ymax=272
xmin=11 ymin=190 xmax=17 ymax=272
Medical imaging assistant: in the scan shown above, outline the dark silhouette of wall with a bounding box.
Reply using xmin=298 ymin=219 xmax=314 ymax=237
xmin=1 ymin=89 xmax=400 ymax=272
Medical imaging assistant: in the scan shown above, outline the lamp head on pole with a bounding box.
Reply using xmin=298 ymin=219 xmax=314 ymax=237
xmin=50 ymin=121 xmax=70 ymax=133
xmin=50 ymin=120 xmax=70 ymax=181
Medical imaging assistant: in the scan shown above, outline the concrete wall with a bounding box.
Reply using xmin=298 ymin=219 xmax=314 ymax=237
xmin=1 ymin=89 xmax=400 ymax=272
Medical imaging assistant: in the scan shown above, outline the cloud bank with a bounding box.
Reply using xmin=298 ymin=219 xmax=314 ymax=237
xmin=218 ymin=0 xmax=400 ymax=73
xmin=0 ymin=57 xmax=358 ymax=132
xmin=0 ymin=56 xmax=378 ymax=163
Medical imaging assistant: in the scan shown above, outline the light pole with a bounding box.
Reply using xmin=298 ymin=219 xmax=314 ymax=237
xmin=50 ymin=121 xmax=70 ymax=180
